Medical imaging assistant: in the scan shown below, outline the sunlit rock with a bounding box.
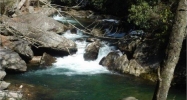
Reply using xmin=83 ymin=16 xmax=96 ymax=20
xmin=2 ymin=14 xmax=77 ymax=54
xmin=84 ymin=41 xmax=101 ymax=61
xmin=0 ymin=71 xmax=6 ymax=80
xmin=0 ymin=35 xmax=33 ymax=60
xmin=0 ymin=81 xmax=10 ymax=90
xmin=122 ymin=96 xmax=138 ymax=100
xmin=125 ymin=59 xmax=147 ymax=76
xmin=0 ymin=47 xmax=27 ymax=72
xmin=99 ymin=52 xmax=120 ymax=70
xmin=114 ymin=54 xmax=129 ymax=71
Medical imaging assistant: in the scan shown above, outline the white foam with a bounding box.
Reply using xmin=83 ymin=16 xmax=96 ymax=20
xmin=30 ymin=41 xmax=115 ymax=76
xmin=53 ymin=15 xmax=77 ymax=23
xmin=62 ymin=30 xmax=87 ymax=40
xmin=52 ymin=41 xmax=113 ymax=76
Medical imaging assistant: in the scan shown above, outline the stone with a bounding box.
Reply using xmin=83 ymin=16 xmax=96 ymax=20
xmin=29 ymin=56 xmax=42 ymax=64
xmin=0 ymin=81 xmax=10 ymax=90
xmin=84 ymin=41 xmax=101 ymax=61
xmin=0 ymin=71 xmax=6 ymax=80
xmin=133 ymin=41 xmax=163 ymax=69
xmin=36 ymin=7 xmax=57 ymax=16
xmin=0 ymin=47 xmax=27 ymax=72
xmin=114 ymin=54 xmax=129 ymax=71
xmin=125 ymin=59 xmax=147 ymax=76
xmin=118 ymin=39 xmax=141 ymax=59
xmin=99 ymin=52 xmax=120 ymax=70
xmin=2 ymin=14 xmax=77 ymax=54
xmin=40 ymin=52 xmax=56 ymax=67
xmin=91 ymin=28 xmax=104 ymax=37
xmin=122 ymin=96 xmax=138 ymax=100
xmin=0 ymin=90 xmax=22 ymax=100
xmin=28 ymin=6 xmax=34 ymax=13
xmin=0 ymin=35 xmax=33 ymax=60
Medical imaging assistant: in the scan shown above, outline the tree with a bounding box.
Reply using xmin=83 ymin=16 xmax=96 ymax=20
xmin=152 ymin=0 xmax=187 ymax=100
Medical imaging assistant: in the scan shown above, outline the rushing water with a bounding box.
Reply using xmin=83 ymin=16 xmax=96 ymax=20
xmin=5 ymin=15 xmax=186 ymax=100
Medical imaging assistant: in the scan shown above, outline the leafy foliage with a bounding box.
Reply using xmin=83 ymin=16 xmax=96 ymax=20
xmin=128 ymin=0 xmax=174 ymax=33
xmin=91 ymin=0 xmax=107 ymax=11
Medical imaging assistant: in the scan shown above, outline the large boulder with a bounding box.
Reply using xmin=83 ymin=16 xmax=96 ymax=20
xmin=84 ymin=41 xmax=101 ymax=61
xmin=2 ymin=14 xmax=77 ymax=54
xmin=118 ymin=39 xmax=141 ymax=59
xmin=0 ymin=71 xmax=6 ymax=80
xmin=33 ymin=7 xmax=57 ymax=16
xmin=133 ymin=41 xmax=162 ymax=69
xmin=0 ymin=90 xmax=23 ymax=100
xmin=0 ymin=81 xmax=10 ymax=90
xmin=125 ymin=59 xmax=147 ymax=76
xmin=0 ymin=47 xmax=27 ymax=72
xmin=0 ymin=35 xmax=33 ymax=60
xmin=99 ymin=52 xmax=120 ymax=70
xmin=2 ymin=13 xmax=67 ymax=34
xmin=114 ymin=54 xmax=129 ymax=72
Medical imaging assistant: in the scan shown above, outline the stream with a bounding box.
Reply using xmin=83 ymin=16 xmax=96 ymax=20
xmin=5 ymin=15 xmax=186 ymax=100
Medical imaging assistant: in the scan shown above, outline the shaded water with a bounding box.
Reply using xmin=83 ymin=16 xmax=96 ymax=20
xmin=5 ymin=15 xmax=186 ymax=100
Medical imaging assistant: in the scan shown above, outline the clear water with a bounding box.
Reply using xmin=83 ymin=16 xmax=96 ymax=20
xmin=5 ymin=15 xmax=186 ymax=100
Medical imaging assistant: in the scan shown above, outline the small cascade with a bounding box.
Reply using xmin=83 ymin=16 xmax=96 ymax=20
xmin=30 ymin=30 xmax=119 ymax=76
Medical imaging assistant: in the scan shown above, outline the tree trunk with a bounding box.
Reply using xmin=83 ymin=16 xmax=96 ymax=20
xmin=152 ymin=0 xmax=187 ymax=100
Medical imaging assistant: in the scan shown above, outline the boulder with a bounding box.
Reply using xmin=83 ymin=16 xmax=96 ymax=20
xmin=91 ymin=28 xmax=104 ymax=37
xmin=118 ymin=39 xmax=141 ymax=59
xmin=0 ymin=81 xmax=10 ymax=90
xmin=133 ymin=41 xmax=162 ymax=69
xmin=114 ymin=54 xmax=129 ymax=72
xmin=125 ymin=59 xmax=147 ymax=76
xmin=0 ymin=35 xmax=33 ymax=60
xmin=3 ymin=13 xmax=67 ymax=34
xmin=122 ymin=96 xmax=138 ymax=100
xmin=99 ymin=52 xmax=120 ymax=70
xmin=40 ymin=52 xmax=56 ymax=67
xmin=35 ymin=7 xmax=57 ymax=16
xmin=0 ymin=71 xmax=6 ymax=80
xmin=0 ymin=47 xmax=27 ymax=72
xmin=0 ymin=90 xmax=22 ymax=100
xmin=2 ymin=14 xmax=77 ymax=54
xmin=66 ymin=9 xmax=93 ymax=18
xmin=29 ymin=56 xmax=42 ymax=64
xmin=84 ymin=41 xmax=101 ymax=61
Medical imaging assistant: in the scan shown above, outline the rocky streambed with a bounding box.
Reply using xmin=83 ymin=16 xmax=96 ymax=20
xmin=0 ymin=1 xmax=186 ymax=99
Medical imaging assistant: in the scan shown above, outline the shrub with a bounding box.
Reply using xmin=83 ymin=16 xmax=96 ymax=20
xmin=128 ymin=0 xmax=174 ymax=33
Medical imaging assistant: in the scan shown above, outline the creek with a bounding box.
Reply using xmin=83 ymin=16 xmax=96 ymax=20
xmin=5 ymin=15 xmax=186 ymax=100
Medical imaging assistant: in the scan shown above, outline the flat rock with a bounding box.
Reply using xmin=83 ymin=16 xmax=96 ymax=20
xmin=2 ymin=14 xmax=77 ymax=54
